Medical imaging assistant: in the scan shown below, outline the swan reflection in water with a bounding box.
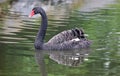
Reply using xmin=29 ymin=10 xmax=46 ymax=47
xmin=35 ymin=48 xmax=91 ymax=76
xmin=49 ymin=48 xmax=91 ymax=66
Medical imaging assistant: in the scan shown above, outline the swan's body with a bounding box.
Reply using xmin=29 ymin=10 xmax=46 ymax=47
xmin=29 ymin=7 xmax=91 ymax=50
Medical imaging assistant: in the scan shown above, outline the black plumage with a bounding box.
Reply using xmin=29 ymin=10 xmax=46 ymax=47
xmin=29 ymin=7 xmax=91 ymax=50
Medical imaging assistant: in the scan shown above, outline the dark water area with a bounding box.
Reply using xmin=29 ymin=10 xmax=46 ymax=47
xmin=0 ymin=0 xmax=120 ymax=76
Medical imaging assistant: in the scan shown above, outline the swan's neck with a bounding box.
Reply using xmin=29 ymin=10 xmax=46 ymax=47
xmin=35 ymin=11 xmax=48 ymax=44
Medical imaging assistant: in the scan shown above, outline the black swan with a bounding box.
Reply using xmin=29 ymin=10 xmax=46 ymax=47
xmin=29 ymin=7 xmax=91 ymax=50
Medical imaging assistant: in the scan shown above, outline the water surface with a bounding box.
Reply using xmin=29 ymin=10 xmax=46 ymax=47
xmin=0 ymin=0 xmax=120 ymax=76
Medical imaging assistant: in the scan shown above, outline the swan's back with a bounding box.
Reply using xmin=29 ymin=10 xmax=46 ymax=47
xmin=47 ymin=28 xmax=85 ymax=44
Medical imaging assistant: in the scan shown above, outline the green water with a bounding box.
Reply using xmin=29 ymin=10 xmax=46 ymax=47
xmin=0 ymin=0 xmax=120 ymax=76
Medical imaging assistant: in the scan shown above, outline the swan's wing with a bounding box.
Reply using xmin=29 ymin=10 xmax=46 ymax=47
xmin=47 ymin=28 xmax=85 ymax=44
xmin=59 ymin=39 xmax=91 ymax=50
xmin=44 ymin=39 xmax=91 ymax=50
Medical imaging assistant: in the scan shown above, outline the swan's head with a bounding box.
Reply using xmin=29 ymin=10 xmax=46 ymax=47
xmin=29 ymin=7 xmax=44 ymax=17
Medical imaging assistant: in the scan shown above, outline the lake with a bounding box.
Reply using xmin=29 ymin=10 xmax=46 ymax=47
xmin=0 ymin=0 xmax=120 ymax=76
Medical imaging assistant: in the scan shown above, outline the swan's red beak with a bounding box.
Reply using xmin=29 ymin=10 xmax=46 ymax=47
xmin=29 ymin=10 xmax=35 ymax=17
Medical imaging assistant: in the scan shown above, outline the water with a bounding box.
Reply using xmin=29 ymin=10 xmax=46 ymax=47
xmin=0 ymin=0 xmax=120 ymax=76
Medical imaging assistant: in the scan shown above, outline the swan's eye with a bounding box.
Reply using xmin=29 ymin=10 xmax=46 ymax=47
xmin=29 ymin=10 xmax=35 ymax=17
